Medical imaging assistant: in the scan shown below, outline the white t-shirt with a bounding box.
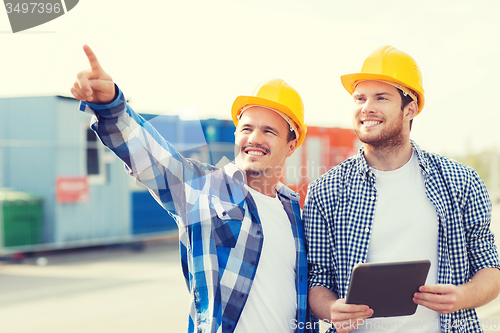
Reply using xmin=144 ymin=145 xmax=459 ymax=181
xmin=234 ymin=185 xmax=297 ymax=333
xmin=356 ymin=152 xmax=440 ymax=333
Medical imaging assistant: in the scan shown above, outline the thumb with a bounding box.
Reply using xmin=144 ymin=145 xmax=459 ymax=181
xmin=88 ymin=79 xmax=115 ymax=104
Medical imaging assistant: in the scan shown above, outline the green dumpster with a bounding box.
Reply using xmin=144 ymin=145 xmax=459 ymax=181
xmin=0 ymin=190 xmax=43 ymax=247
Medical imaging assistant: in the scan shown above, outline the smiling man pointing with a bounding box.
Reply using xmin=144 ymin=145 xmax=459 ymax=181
xmin=71 ymin=45 xmax=310 ymax=333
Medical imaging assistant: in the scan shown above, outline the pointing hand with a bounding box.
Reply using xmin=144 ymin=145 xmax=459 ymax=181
xmin=71 ymin=45 xmax=115 ymax=104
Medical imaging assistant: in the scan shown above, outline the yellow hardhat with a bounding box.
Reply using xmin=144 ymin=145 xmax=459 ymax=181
xmin=231 ymin=78 xmax=307 ymax=147
xmin=341 ymin=45 xmax=425 ymax=114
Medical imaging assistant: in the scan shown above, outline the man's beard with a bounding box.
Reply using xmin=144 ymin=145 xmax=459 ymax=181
xmin=246 ymin=169 xmax=264 ymax=177
xmin=244 ymin=165 xmax=275 ymax=178
xmin=356 ymin=115 xmax=405 ymax=150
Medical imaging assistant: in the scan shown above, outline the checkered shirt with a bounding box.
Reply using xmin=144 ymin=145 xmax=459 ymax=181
xmin=79 ymin=87 xmax=309 ymax=333
xmin=304 ymin=141 xmax=500 ymax=333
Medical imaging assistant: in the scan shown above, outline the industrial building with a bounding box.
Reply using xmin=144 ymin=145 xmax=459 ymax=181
xmin=0 ymin=95 xmax=358 ymax=255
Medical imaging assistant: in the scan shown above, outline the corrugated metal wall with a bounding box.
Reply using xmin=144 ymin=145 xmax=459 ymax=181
xmin=0 ymin=96 xmax=131 ymax=250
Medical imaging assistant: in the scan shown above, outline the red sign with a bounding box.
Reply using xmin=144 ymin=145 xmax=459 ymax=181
xmin=56 ymin=177 xmax=89 ymax=203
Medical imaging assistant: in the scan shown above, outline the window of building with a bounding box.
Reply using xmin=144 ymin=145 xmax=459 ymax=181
xmin=84 ymin=126 xmax=106 ymax=184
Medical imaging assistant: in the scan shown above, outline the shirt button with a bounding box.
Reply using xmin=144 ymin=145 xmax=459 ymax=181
xmin=222 ymin=211 xmax=227 ymax=216
xmin=251 ymin=261 xmax=256 ymax=265
xmin=365 ymin=227 xmax=370 ymax=233
xmin=240 ymin=293 xmax=245 ymax=299
xmin=256 ymin=230 xmax=262 ymax=235
xmin=370 ymin=196 xmax=375 ymax=201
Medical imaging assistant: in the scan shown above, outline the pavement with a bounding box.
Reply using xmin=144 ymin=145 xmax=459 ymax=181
xmin=0 ymin=239 xmax=189 ymax=333
xmin=1 ymin=205 xmax=500 ymax=333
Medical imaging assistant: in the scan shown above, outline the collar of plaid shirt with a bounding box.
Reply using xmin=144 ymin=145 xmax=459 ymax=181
xmin=352 ymin=141 xmax=431 ymax=180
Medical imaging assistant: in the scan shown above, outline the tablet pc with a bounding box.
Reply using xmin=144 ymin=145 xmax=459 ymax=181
xmin=345 ymin=260 xmax=431 ymax=318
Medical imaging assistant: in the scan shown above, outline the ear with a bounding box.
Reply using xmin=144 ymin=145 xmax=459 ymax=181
xmin=405 ymin=100 xmax=418 ymax=120
xmin=286 ymin=139 xmax=299 ymax=157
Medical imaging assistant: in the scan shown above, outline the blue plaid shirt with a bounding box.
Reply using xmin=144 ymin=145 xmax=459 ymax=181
xmin=79 ymin=87 xmax=309 ymax=333
xmin=304 ymin=141 xmax=500 ymax=333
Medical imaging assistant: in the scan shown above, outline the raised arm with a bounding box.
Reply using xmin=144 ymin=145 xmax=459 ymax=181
xmin=70 ymin=45 xmax=216 ymax=224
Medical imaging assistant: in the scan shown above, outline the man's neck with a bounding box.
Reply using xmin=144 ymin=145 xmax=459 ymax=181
xmin=246 ymin=175 xmax=280 ymax=197
xmin=363 ymin=140 xmax=413 ymax=171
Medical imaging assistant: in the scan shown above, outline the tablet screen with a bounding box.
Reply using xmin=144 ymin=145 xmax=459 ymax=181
xmin=345 ymin=260 xmax=431 ymax=318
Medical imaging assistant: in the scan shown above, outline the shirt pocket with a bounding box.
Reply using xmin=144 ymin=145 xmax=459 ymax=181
xmin=210 ymin=197 xmax=245 ymax=248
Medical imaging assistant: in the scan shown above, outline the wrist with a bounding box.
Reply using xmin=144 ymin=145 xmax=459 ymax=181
xmin=90 ymin=84 xmax=119 ymax=105
xmin=86 ymin=85 xmax=126 ymax=118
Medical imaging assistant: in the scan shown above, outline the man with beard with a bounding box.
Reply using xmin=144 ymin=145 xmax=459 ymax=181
xmin=304 ymin=46 xmax=500 ymax=333
xmin=71 ymin=45 xmax=311 ymax=333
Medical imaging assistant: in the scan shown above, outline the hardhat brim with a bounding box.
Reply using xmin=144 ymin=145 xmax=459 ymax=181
xmin=231 ymin=95 xmax=307 ymax=147
xmin=340 ymin=73 xmax=425 ymax=112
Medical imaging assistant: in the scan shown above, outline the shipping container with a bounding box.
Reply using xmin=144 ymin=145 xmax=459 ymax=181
xmin=283 ymin=126 xmax=360 ymax=207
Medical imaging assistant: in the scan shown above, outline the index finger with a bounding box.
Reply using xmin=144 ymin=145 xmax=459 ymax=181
xmin=83 ymin=44 xmax=102 ymax=72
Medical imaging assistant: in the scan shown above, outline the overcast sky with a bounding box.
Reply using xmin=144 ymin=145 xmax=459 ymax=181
xmin=2 ymin=0 xmax=499 ymax=156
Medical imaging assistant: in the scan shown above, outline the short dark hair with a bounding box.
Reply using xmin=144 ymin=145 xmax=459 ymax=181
xmin=398 ymin=89 xmax=416 ymax=130
xmin=287 ymin=129 xmax=297 ymax=143
xmin=398 ymin=89 xmax=415 ymax=110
